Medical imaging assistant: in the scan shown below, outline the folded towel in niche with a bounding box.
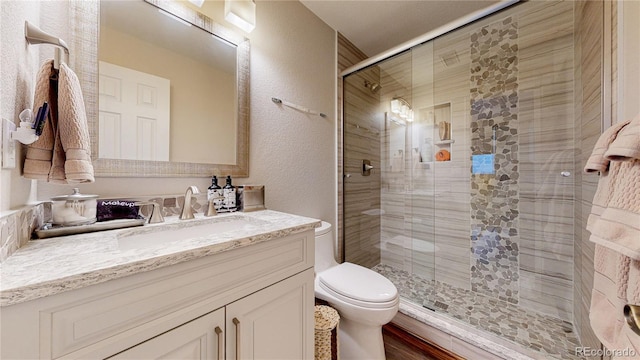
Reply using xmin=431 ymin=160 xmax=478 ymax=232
xmin=435 ymin=149 xmax=450 ymax=161
xmin=97 ymin=200 xmax=139 ymax=222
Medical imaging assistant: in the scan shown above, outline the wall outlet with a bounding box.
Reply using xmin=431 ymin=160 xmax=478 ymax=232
xmin=2 ymin=118 xmax=17 ymax=169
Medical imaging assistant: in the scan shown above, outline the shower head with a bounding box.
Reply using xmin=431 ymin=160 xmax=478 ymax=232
xmin=364 ymin=80 xmax=382 ymax=94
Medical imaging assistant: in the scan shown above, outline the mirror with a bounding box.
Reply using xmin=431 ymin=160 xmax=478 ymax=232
xmin=82 ymin=0 xmax=249 ymax=177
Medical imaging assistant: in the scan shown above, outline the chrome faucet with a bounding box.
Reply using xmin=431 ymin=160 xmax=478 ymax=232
xmin=179 ymin=186 xmax=200 ymax=220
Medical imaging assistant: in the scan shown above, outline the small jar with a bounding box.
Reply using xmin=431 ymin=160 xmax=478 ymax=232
xmin=51 ymin=188 xmax=98 ymax=226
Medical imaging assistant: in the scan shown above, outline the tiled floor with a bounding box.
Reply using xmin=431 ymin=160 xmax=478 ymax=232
xmin=373 ymin=264 xmax=584 ymax=360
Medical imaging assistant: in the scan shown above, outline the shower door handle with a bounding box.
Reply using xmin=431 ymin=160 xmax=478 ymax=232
xmin=362 ymin=160 xmax=374 ymax=176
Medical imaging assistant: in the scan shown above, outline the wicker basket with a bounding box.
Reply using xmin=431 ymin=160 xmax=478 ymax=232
xmin=314 ymin=305 xmax=340 ymax=360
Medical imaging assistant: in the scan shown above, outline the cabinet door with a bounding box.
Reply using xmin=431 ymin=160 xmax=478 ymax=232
xmin=107 ymin=308 xmax=225 ymax=360
xmin=226 ymin=268 xmax=314 ymax=360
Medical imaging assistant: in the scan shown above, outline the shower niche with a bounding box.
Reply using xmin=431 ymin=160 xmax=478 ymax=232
xmin=415 ymin=102 xmax=452 ymax=163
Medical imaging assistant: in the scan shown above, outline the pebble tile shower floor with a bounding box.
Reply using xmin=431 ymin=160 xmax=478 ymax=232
xmin=373 ymin=264 xmax=584 ymax=359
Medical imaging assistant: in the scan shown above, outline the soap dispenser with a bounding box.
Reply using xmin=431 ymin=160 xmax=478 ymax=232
xmin=207 ymin=175 xmax=224 ymax=211
xmin=223 ymin=175 xmax=237 ymax=212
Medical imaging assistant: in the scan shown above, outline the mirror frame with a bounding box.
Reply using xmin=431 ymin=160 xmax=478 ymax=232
xmin=72 ymin=0 xmax=249 ymax=178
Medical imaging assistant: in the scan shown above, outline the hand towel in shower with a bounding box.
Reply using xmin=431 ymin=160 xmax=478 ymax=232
xmin=585 ymin=114 xmax=640 ymax=355
xmin=23 ymin=59 xmax=94 ymax=183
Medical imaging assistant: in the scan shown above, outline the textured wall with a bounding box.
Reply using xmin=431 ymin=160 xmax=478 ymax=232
xmin=0 ymin=1 xmax=69 ymax=211
xmin=0 ymin=1 xmax=69 ymax=259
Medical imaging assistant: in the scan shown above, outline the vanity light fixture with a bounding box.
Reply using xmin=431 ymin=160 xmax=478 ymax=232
xmin=390 ymin=97 xmax=413 ymax=122
xmin=224 ymin=0 xmax=256 ymax=33
xmin=188 ymin=0 xmax=205 ymax=7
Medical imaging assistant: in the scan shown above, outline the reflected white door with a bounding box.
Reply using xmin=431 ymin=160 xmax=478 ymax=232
xmin=99 ymin=61 xmax=170 ymax=161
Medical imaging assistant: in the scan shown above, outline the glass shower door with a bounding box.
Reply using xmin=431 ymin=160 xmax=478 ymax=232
xmin=342 ymin=66 xmax=384 ymax=269
xmin=343 ymin=49 xmax=438 ymax=295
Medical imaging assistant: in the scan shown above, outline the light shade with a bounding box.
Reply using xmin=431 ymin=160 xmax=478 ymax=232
xmin=188 ymin=0 xmax=205 ymax=7
xmin=225 ymin=0 xmax=256 ymax=33
xmin=390 ymin=99 xmax=401 ymax=114
xmin=390 ymin=97 xmax=413 ymax=122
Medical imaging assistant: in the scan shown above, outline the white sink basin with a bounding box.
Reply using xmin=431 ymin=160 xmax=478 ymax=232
xmin=117 ymin=216 xmax=258 ymax=251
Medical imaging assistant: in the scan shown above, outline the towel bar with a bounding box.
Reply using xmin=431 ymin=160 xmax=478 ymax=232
xmin=624 ymin=304 xmax=640 ymax=336
xmin=271 ymin=97 xmax=327 ymax=118
xmin=25 ymin=21 xmax=70 ymax=69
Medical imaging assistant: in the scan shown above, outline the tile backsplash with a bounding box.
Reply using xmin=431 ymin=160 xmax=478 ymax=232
xmin=0 ymin=204 xmax=46 ymax=262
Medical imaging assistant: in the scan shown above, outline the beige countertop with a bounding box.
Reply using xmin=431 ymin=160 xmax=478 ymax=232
xmin=0 ymin=210 xmax=320 ymax=307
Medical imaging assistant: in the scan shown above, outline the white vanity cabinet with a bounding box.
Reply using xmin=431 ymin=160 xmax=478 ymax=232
xmin=108 ymin=308 xmax=225 ymax=360
xmin=0 ymin=229 xmax=315 ymax=360
xmin=226 ymin=269 xmax=313 ymax=360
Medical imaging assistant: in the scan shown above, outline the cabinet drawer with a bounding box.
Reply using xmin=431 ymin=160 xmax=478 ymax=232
xmin=44 ymin=231 xmax=312 ymax=359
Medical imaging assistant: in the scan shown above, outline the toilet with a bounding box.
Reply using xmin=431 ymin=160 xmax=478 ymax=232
xmin=314 ymin=222 xmax=399 ymax=360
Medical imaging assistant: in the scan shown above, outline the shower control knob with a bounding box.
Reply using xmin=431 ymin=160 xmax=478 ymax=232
xmin=560 ymin=171 xmax=571 ymax=177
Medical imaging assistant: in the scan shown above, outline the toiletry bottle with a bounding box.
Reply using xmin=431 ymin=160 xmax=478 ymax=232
xmin=223 ymin=175 xmax=237 ymax=212
xmin=207 ymin=176 xmax=224 ymax=211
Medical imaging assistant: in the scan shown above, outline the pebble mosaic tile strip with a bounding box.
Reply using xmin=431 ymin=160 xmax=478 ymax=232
xmin=470 ymin=16 xmax=521 ymax=303
xmin=373 ymin=264 xmax=584 ymax=360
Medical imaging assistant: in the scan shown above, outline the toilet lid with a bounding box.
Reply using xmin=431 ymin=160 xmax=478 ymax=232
xmin=318 ymin=263 xmax=397 ymax=304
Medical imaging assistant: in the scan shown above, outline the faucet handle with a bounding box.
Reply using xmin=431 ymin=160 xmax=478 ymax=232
xmin=205 ymin=199 xmax=218 ymax=217
xmin=205 ymin=194 xmax=224 ymax=217
xmin=134 ymin=201 xmax=164 ymax=224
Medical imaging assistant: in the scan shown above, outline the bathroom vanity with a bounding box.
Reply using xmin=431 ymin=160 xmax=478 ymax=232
xmin=0 ymin=210 xmax=319 ymax=359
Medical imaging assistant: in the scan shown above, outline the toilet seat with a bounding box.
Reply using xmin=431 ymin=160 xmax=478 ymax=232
xmin=318 ymin=263 xmax=398 ymax=309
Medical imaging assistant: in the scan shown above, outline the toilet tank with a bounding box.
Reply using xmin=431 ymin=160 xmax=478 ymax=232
xmin=315 ymin=221 xmax=338 ymax=273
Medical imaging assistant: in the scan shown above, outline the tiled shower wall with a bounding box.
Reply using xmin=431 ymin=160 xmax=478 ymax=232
xmin=573 ymin=0 xmax=607 ymax=354
xmin=372 ymin=1 xmax=577 ymax=321
xmin=338 ymin=33 xmax=370 ymax=264
xmin=342 ymin=66 xmax=382 ymax=268
xmin=517 ymin=1 xmax=576 ymax=321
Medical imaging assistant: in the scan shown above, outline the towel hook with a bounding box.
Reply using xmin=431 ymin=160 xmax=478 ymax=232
xmin=24 ymin=21 xmax=70 ymax=70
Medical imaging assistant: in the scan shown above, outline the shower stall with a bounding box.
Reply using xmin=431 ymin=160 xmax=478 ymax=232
xmin=341 ymin=1 xmax=592 ymax=359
